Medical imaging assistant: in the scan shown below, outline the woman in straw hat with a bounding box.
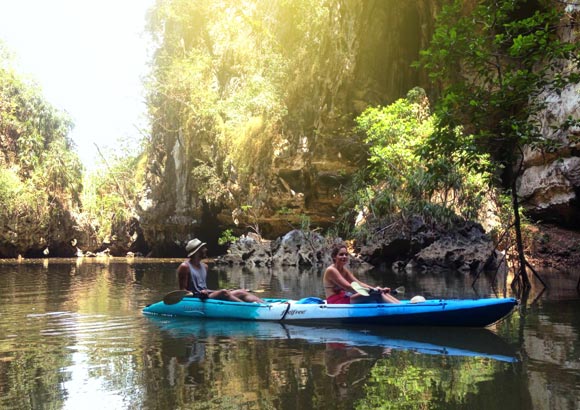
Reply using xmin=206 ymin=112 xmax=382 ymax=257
xmin=177 ymin=238 xmax=264 ymax=303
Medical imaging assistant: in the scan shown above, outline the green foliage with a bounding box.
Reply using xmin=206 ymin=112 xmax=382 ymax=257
xmin=276 ymin=206 xmax=291 ymax=215
xmin=145 ymin=0 xmax=369 ymax=216
xmin=191 ymin=162 xmax=230 ymax=204
xmin=342 ymin=88 xmax=492 ymax=238
xmin=0 ymin=167 xmax=21 ymax=213
xmin=81 ymin=144 xmax=144 ymax=243
xmin=299 ymin=214 xmax=312 ymax=232
xmin=0 ymin=46 xmax=83 ymax=253
xmin=218 ymin=228 xmax=237 ymax=246
xmin=236 ymin=203 xmax=263 ymax=238
xmin=415 ymin=0 xmax=580 ymax=171
xmin=240 ymin=204 xmax=253 ymax=213
xmin=32 ymin=138 xmax=83 ymax=205
xmin=357 ymin=354 xmax=504 ymax=409
xmin=0 ymin=52 xmax=77 ymax=178
xmin=0 ymin=168 xmax=48 ymax=248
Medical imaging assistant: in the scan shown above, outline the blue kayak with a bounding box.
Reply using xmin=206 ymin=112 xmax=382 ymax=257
xmin=143 ymin=295 xmax=518 ymax=327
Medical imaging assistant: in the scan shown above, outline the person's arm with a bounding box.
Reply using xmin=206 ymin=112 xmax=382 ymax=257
xmin=177 ymin=263 xmax=189 ymax=290
xmin=354 ymin=279 xmax=391 ymax=294
xmin=326 ymin=267 xmax=357 ymax=293
xmin=341 ymin=268 xmax=370 ymax=290
xmin=345 ymin=269 xmax=389 ymax=293
xmin=202 ymin=262 xmax=215 ymax=293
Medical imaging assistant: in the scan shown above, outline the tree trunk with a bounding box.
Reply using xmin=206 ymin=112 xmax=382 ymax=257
xmin=511 ymin=180 xmax=530 ymax=288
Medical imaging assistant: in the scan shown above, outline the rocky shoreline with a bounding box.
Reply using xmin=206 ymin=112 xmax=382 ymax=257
xmin=526 ymin=224 xmax=580 ymax=273
xmin=214 ymin=221 xmax=580 ymax=282
xmin=216 ymin=218 xmax=503 ymax=275
xmin=4 ymin=219 xmax=579 ymax=282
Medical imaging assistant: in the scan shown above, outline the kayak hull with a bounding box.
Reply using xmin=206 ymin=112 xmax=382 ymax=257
xmin=142 ymin=297 xmax=517 ymax=327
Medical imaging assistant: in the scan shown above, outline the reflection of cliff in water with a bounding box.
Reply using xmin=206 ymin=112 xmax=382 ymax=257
xmin=521 ymin=299 xmax=580 ymax=410
xmin=145 ymin=316 xmax=520 ymax=409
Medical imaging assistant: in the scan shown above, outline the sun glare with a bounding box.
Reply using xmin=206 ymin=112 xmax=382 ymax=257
xmin=0 ymin=0 xmax=154 ymax=169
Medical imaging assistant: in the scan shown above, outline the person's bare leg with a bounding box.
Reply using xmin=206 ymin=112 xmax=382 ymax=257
xmin=210 ymin=289 xmax=244 ymax=302
xmin=349 ymin=294 xmax=375 ymax=304
xmin=381 ymin=293 xmax=400 ymax=304
xmin=232 ymin=289 xmax=264 ymax=303
xmin=350 ymin=293 xmax=400 ymax=304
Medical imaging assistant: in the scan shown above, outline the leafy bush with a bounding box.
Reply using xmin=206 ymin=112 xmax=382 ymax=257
xmin=342 ymin=87 xmax=493 ymax=239
xmin=218 ymin=229 xmax=237 ymax=246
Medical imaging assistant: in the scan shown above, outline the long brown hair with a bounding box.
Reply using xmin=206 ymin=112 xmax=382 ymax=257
xmin=331 ymin=243 xmax=347 ymax=260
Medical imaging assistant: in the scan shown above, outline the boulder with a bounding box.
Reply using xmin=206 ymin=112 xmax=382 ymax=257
xmin=353 ymin=217 xmax=497 ymax=274
xmin=518 ymin=156 xmax=580 ymax=226
xmin=271 ymin=230 xmax=329 ymax=266
xmin=407 ymin=222 xmax=494 ymax=274
xmin=217 ymin=230 xmax=372 ymax=270
xmin=218 ymin=232 xmax=273 ymax=267
xmin=357 ymin=216 xmax=437 ymax=268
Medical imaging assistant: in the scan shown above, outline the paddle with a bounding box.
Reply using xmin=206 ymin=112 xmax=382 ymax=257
xmin=163 ymin=288 xmax=268 ymax=305
xmin=351 ymin=282 xmax=405 ymax=297
xmin=350 ymin=281 xmax=370 ymax=296
xmin=163 ymin=290 xmax=193 ymax=305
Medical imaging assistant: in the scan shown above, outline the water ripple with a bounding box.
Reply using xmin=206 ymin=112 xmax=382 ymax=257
xmin=23 ymin=312 xmax=140 ymax=341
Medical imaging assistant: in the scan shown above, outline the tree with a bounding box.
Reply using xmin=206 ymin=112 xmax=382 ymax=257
xmin=145 ymin=0 xmax=289 ymax=206
xmin=81 ymin=140 xmax=146 ymax=245
xmin=344 ymin=87 xmax=492 ymax=240
xmin=143 ymin=0 xmax=373 ymax=219
xmin=414 ymin=0 xmax=580 ymax=288
xmin=0 ymin=42 xmax=83 ymax=256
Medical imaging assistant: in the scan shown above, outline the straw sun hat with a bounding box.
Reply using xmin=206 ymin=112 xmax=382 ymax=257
xmin=185 ymin=238 xmax=206 ymax=257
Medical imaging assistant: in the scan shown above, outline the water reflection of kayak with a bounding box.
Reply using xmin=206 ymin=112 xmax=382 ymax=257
xmin=145 ymin=316 xmax=518 ymax=363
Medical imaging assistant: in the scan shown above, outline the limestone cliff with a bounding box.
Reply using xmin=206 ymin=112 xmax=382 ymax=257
xmin=136 ymin=0 xmax=578 ymax=258
xmin=518 ymin=5 xmax=580 ymax=228
xmin=137 ymin=1 xmax=439 ymax=254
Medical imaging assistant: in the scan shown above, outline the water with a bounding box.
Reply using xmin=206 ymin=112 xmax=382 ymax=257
xmin=0 ymin=258 xmax=579 ymax=410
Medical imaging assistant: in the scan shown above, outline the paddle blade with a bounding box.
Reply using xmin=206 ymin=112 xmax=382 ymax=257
xmin=350 ymin=281 xmax=370 ymax=296
xmin=391 ymin=286 xmax=405 ymax=295
xmin=163 ymin=290 xmax=193 ymax=305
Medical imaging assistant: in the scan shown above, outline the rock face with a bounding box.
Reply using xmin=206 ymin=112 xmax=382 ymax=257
xmin=518 ymin=6 xmax=580 ymax=228
xmin=217 ymin=230 xmax=372 ymax=271
xmin=219 ymin=221 xmax=497 ymax=276
xmin=356 ymin=218 xmax=497 ymax=274
xmin=136 ymin=2 xmax=439 ymax=252
xmin=519 ymin=154 xmax=580 ymax=226
xmin=408 ymin=225 xmax=495 ymax=274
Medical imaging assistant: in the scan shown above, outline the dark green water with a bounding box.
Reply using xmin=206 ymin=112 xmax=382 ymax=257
xmin=0 ymin=258 xmax=578 ymax=409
